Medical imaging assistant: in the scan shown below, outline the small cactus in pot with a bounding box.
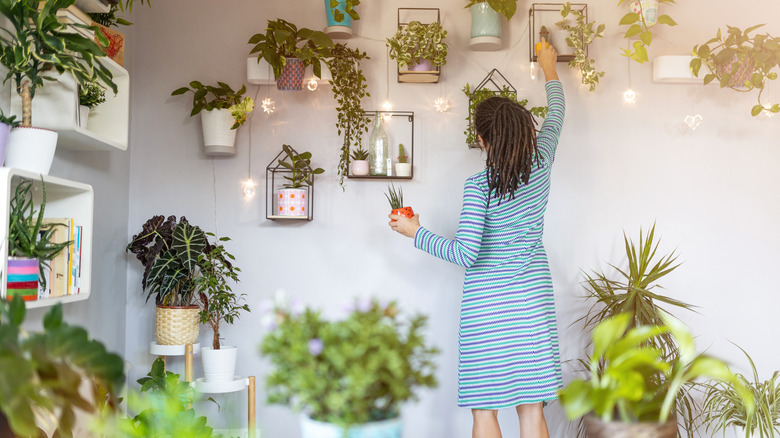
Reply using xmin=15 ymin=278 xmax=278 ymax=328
xmin=385 ymin=182 xmax=414 ymax=221
xmin=350 ymin=147 xmax=369 ymax=176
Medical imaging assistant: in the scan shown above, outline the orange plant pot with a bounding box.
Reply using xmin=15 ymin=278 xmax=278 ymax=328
xmin=535 ymin=41 xmax=550 ymax=56
xmin=390 ymin=206 xmax=414 ymax=222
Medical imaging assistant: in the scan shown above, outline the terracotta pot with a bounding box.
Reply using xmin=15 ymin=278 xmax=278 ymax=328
xmin=583 ymin=415 xmax=677 ymax=438
xmin=390 ymin=206 xmax=414 ymax=222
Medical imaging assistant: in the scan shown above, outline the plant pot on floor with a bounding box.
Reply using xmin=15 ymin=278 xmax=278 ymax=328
xmin=155 ymin=305 xmax=200 ymax=345
xmin=352 ymin=160 xmax=369 ymax=176
xmin=276 ymin=188 xmax=308 ymax=217
xmin=78 ymin=105 xmax=90 ymax=128
xmin=469 ymin=3 xmax=502 ymax=51
xmin=277 ymin=58 xmax=306 ymax=91
xmin=394 ymin=163 xmax=411 ymax=177
xmin=3 ymin=126 xmax=57 ymax=175
xmin=583 ymin=415 xmax=677 ymax=438
xmin=300 ymin=415 xmax=402 ymax=438
xmin=201 ymin=346 xmax=238 ymax=382
xmin=6 ymin=257 xmax=39 ymax=302
xmin=201 ymin=108 xmax=237 ymax=157
xmin=324 ymin=0 xmax=353 ymax=39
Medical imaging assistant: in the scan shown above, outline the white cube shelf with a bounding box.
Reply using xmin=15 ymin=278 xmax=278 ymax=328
xmin=0 ymin=168 xmax=93 ymax=308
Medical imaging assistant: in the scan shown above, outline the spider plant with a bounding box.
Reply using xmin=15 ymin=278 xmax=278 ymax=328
xmin=384 ymin=183 xmax=403 ymax=210
xmin=702 ymin=344 xmax=780 ymax=438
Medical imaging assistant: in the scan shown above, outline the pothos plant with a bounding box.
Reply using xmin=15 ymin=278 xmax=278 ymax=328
xmin=170 ymin=81 xmax=254 ymax=129
xmin=248 ymin=19 xmax=334 ymax=81
xmin=329 ymin=0 xmax=360 ymax=23
xmin=462 ymin=84 xmax=547 ymax=147
xmin=464 ymin=0 xmax=518 ymax=21
xmin=325 ymin=43 xmax=370 ymax=189
xmin=557 ymin=2 xmax=606 ymax=92
xmin=278 ymin=144 xmax=325 ymax=189
xmin=387 ymin=21 xmax=448 ymax=69
xmin=617 ymin=0 xmax=677 ymax=63
xmin=691 ymin=24 xmax=780 ymax=117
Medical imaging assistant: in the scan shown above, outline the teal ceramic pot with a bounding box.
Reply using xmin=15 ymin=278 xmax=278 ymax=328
xmin=300 ymin=416 xmax=402 ymax=438
xmin=325 ymin=0 xmax=353 ymax=27
xmin=470 ymin=3 xmax=502 ymax=38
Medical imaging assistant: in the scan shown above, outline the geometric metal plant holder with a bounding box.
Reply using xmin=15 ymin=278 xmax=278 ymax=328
xmin=529 ymin=3 xmax=588 ymax=63
xmin=465 ymin=69 xmax=517 ymax=149
xmin=348 ymin=110 xmax=416 ymax=180
xmin=396 ymin=8 xmax=441 ymax=84
xmin=265 ymin=145 xmax=315 ymax=221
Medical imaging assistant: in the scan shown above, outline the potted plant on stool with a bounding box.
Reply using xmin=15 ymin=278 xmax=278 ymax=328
xmin=261 ymin=297 xmax=438 ymax=438
xmin=197 ymin=235 xmax=250 ymax=383
xmin=0 ymin=0 xmax=117 ymax=175
xmin=170 ymin=81 xmax=254 ymax=156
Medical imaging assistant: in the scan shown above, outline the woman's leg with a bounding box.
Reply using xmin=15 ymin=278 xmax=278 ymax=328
xmin=472 ymin=409 xmax=502 ymax=438
xmin=515 ymin=403 xmax=549 ymax=438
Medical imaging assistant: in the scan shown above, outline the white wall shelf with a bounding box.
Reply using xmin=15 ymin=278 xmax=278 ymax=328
xmin=9 ymin=57 xmax=129 ymax=151
xmin=74 ymin=0 xmax=109 ymax=13
xmin=0 ymin=168 xmax=94 ymax=308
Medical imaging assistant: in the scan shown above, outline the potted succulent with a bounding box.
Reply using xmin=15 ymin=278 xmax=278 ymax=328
xmin=275 ymin=144 xmax=324 ymax=217
xmin=325 ymin=43 xmax=370 ymax=188
xmin=395 ymin=144 xmax=411 ymax=177
xmin=556 ymin=2 xmax=606 ymax=92
xmin=170 ymin=81 xmax=254 ymax=156
xmin=126 ymin=215 xmax=209 ymax=346
xmin=0 ymin=109 xmax=21 ymax=164
xmin=559 ymin=313 xmax=754 ymax=438
xmin=0 ymin=0 xmax=118 ymax=175
xmin=387 ymin=20 xmax=448 ymax=80
xmin=617 ymin=0 xmax=676 ymax=63
xmin=261 ymin=296 xmax=438 ymax=438
xmin=325 ymin=0 xmax=359 ymax=39
xmin=197 ymin=235 xmax=250 ymax=383
xmin=78 ymin=81 xmax=107 ymax=128
xmin=0 ymin=297 xmax=125 ymax=437
xmin=350 ymin=147 xmax=369 ymax=176
xmin=701 ymin=345 xmax=780 ymax=438
xmin=385 ymin=183 xmax=413 ymax=220
xmin=464 ymin=0 xmax=517 ymax=50
xmin=691 ymin=25 xmax=780 ymax=117
xmin=7 ymin=178 xmax=72 ymax=302
xmin=248 ymin=19 xmax=334 ymax=91
xmin=462 ymin=83 xmax=547 ymax=148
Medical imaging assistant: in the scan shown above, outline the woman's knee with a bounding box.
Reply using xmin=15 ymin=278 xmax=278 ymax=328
xmin=472 ymin=409 xmax=499 ymax=420
xmin=515 ymin=402 xmax=544 ymax=418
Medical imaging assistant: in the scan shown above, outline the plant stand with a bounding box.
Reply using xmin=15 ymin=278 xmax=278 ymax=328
xmin=348 ymin=111 xmax=415 ymax=180
xmin=194 ymin=376 xmax=257 ymax=438
xmin=149 ymin=342 xmax=201 ymax=383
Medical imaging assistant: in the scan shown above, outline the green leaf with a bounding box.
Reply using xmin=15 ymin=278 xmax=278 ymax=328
xmin=620 ymin=12 xmax=640 ymax=26
xmin=639 ymin=31 xmax=652 ymax=46
xmin=624 ymin=24 xmax=643 ymax=39
xmin=751 ymin=104 xmax=763 ymax=116
xmin=703 ymin=74 xmax=716 ymax=85
xmin=171 ymin=87 xmax=189 ymax=96
xmin=657 ymin=15 xmax=677 ymax=26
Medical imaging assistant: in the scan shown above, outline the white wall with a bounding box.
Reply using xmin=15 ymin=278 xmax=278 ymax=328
xmin=125 ymin=1 xmax=780 ymax=437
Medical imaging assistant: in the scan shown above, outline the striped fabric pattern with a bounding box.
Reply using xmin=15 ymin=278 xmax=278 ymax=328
xmin=414 ymin=80 xmax=565 ymax=409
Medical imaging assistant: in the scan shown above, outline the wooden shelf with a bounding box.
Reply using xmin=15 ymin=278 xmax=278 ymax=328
xmin=0 ymin=168 xmax=93 ymax=308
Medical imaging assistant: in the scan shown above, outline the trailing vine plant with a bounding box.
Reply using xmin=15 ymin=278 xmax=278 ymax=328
xmin=326 ymin=44 xmax=370 ymax=189
xmin=617 ymin=0 xmax=677 ymax=63
xmin=557 ymin=2 xmax=605 ymax=92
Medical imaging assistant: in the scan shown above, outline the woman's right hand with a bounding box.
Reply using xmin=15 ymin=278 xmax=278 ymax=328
xmin=538 ymin=37 xmax=559 ymax=81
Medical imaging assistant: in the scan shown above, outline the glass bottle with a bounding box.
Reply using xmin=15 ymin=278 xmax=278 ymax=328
xmin=368 ymin=116 xmax=388 ymax=176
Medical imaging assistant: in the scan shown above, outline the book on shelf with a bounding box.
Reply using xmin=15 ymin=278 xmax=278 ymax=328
xmin=38 ymin=218 xmax=82 ymax=298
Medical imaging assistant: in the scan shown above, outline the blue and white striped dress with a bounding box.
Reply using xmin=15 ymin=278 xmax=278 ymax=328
xmin=414 ymin=80 xmax=565 ymax=409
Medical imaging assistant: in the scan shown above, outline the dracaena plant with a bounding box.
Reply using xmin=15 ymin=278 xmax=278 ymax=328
xmin=277 ymin=144 xmax=325 ymax=189
xmin=617 ymin=0 xmax=677 ymax=63
xmin=556 ymin=2 xmax=606 ymax=92
xmin=691 ymin=24 xmax=780 ymax=117
xmin=387 ymin=21 xmax=448 ymax=69
xmin=248 ymin=18 xmax=334 ymax=81
xmin=464 ymin=0 xmax=518 ymax=21
xmin=170 ymin=81 xmax=254 ymax=129
xmin=0 ymin=0 xmax=118 ymax=127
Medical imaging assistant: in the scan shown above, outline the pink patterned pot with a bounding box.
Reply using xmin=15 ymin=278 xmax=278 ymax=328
xmin=277 ymin=58 xmax=306 ymax=91
xmin=717 ymin=53 xmax=755 ymax=88
xmin=276 ymin=188 xmax=308 ymax=216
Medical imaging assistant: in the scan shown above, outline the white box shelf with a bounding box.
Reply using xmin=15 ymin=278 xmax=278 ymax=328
xmin=74 ymin=0 xmax=110 ymax=13
xmin=9 ymin=57 xmax=129 ymax=151
xmin=0 ymin=168 xmax=93 ymax=308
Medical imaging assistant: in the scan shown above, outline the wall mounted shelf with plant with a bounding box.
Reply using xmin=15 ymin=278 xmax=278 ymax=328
xmin=266 ymin=145 xmax=323 ymax=221
xmin=529 ymin=2 xmax=587 ymax=63
xmin=388 ymin=8 xmax=447 ymax=84
xmin=347 ymin=111 xmax=415 ymax=180
xmin=553 ymin=2 xmax=605 ymax=92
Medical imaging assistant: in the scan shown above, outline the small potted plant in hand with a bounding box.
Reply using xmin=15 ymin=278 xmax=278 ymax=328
xmin=395 ymin=143 xmax=411 ymax=177
xmin=276 ymin=144 xmax=324 ymax=217
xmin=78 ymin=82 xmax=106 ymax=128
xmin=170 ymin=81 xmax=254 ymax=156
xmin=385 ymin=182 xmax=414 ymax=221
xmin=350 ymin=147 xmax=369 ymax=176
xmin=197 ymin=235 xmax=250 ymax=382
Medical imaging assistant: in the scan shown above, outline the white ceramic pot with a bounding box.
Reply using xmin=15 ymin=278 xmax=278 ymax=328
xmin=352 ymin=160 xmax=369 ymax=176
xmin=4 ymin=126 xmax=58 ymax=175
xmin=300 ymin=415 xmax=401 ymax=438
xmin=201 ymin=108 xmax=237 ymax=156
xmin=276 ymin=188 xmax=308 ymax=217
xmin=394 ymin=163 xmax=411 ymax=177
xmin=78 ymin=105 xmax=90 ymax=128
xmin=201 ymin=346 xmax=238 ymax=382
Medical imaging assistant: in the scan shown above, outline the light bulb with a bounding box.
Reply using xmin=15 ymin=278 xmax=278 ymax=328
xmin=623 ymin=88 xmax=637 ymax=104
xmin=242 ymin=179 xmax=256 ymax=200
xmin=381 ymin=101 xmax=393 ymax=112
xmin=307 ymin=78 xmax=319 ymax=91
xmin=529 ymin=61 xmax=536 ymax=80
xmin=261 ymin=98 xmax=276 ymax=114
xmin=434 ymin=97 xmax=450 ymax=113
xmin=763 ymin=104 xmax=775 ymax=118
xmin=683 ymin=114 xmax=703 ymax=131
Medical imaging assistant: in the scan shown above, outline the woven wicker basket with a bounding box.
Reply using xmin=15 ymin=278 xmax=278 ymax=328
xmin=155 ymin=306 xmax=200 ymax=345
xmin=584 ymin=415 xmax=677 ymax=438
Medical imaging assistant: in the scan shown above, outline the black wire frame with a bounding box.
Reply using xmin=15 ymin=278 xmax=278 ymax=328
xmin=466 ymin=69 xmax=517 ymax=149
xmin=348 ymin=110 xmax=415 ymax=180
xmin=265 ymin=146 xmax=315 ymax=221
xmin=528 ymin=3 xmax=588 ymax=63
xmin=396 ymin=8 xmax=442 ymax=83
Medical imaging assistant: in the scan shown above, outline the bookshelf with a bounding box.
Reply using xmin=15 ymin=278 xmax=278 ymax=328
xmin=0 ymin=168 xmax=94 ymax=308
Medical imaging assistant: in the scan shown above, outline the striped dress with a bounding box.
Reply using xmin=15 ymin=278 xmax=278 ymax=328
xmin=414 ymin=80 xmax=565 ymax=409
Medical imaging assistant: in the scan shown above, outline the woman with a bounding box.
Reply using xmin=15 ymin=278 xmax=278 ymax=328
xmin=388 ymin=40 xmax=564 ymax=438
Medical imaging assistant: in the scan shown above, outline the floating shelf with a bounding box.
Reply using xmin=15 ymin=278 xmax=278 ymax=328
xmin=653 ymin=55 xmax=709 ymax=84
xmin=348 ymin=111 xmax=415 ymax=180
xmin=9 ymin=57 xmax=129 ymax=152
xmin=0 ymin=168 xmax=93 ymax=308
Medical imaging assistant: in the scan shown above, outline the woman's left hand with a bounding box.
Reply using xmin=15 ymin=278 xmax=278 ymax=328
xmin=388 ymin=214 xmax=420 ymax=238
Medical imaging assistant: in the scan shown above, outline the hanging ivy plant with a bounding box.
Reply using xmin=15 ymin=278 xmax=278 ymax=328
xmin=556 ymin=2 xmax=606 ymax=92
xmin=617 ymin=0 xmax=677 ymax=63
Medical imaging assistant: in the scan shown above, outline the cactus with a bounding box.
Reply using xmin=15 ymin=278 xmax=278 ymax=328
xmin=397 ymin=144 xmax=408 ymax=163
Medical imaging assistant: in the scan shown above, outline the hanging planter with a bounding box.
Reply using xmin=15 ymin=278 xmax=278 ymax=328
xmin=388 ymin=9 xmax=447 ymax=84
xmin=266 ymin=145 xmax=324 ymax=221
xmin=4 ymin=127 xmax=58 ymax=175
xmin=469 ymin=3 xmax=502 ymax=50
xmin=324 ymin=0 xmax=353 ymax=39
xmin=201 ymin=108 xmax=238 ymax=156
xmin=277 ymin=57 xmax=307 ymax=91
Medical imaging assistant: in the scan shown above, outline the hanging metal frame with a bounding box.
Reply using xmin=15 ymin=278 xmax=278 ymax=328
xmin=529 ymin=3 xmax=588 ymax=63
xmin=396 ymin=8 xmax=442 ymax=84
xmin=265 ymin=146 xmax=315 ymax=221
xmin=465 ymin=69 xmax=517 ymax=149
